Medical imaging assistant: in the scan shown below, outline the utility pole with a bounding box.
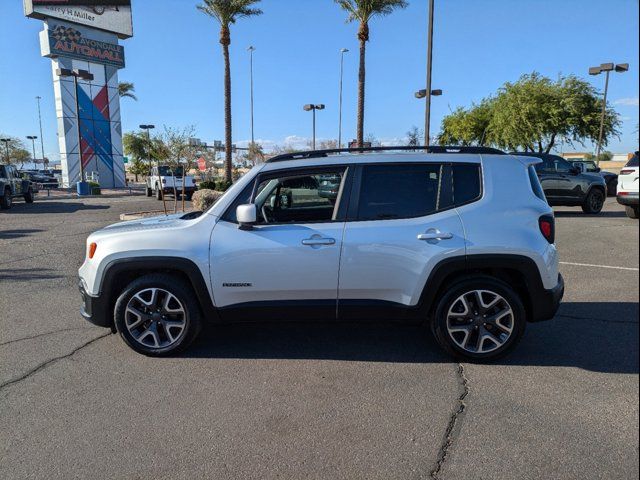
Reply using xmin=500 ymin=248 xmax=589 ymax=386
xmin=248 ymin=46 xmax=256 ymax=146
xmin=424 ymin=0 xmax=435 ymax=146
xmin=338 ymin=48 xmax=348 ymax=148
xmin=36 ymin=96 xmax=46 ymax=167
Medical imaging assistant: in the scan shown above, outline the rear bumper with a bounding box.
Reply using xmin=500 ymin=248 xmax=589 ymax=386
xmin=79 ymin=279 xmax=112 ymax=329
xmin=617 ymin=193 xmax=639 ymax=206
xmin=162 ymin=187 xmax=196 ymax=194
xmin=529 ymin=274 xmax=564 ymax=322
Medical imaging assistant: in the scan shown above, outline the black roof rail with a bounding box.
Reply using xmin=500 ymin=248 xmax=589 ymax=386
xmin=266 ymin=145 xmax=505 ymax=163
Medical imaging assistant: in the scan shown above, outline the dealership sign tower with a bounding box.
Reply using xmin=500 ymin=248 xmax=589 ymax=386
xmin=24 ymin=0 xmax=133 ymax=188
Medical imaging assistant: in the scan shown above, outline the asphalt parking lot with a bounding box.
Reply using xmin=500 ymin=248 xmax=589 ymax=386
xmin=1 ymin=195 xmax=638 ymax=480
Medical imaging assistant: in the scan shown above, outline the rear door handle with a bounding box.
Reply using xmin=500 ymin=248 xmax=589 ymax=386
xmin=302 ymin=236 xmax=336 ymax=246
xmin=417 ymin=230 xmax=453 ymax=241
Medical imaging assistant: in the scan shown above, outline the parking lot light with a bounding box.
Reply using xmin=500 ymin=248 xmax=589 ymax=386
xmin=588 ymin=62 xmax=629 ymax=166
xmin=303 ymin=104 xmax=325 ymax=150
xmin=26 ymin=135 xmax=38 ymax=164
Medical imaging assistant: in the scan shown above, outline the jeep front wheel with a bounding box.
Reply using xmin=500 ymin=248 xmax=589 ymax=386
xmin=1 ymin=188 xmax=12 ymax=210
xmin=114 ymin=274 xmax=202 ymax=356
xmin=24 ymin=188 xmax=34 ymax=203
xmin=155 ymin=184 xmax=163 ymax=200
xmin=432 ymin=277 xmax=526 ymax=361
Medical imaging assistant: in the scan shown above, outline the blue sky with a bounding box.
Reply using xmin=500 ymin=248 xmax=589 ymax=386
xmin=1 ymin=0 xmax=638 ymax=162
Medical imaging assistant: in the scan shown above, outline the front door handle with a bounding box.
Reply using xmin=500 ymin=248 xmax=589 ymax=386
xmin=417 ymin=229 xmax=453 ymax=242
xmin=302 ymin=235 xmax=336 ymax=246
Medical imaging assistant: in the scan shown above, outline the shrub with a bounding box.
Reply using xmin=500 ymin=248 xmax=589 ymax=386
xmin=88 ymin=181 xmax=101 ymax=195
xmin=198 ymin=180 xmax=217 ymax=190
xmin=216 ymin=179 xmax=232 ymax=191
xmin=192 ymin=189 xmax=223 ymax=211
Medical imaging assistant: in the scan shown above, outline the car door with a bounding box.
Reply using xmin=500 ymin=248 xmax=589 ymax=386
xmin=537 ymin=157 xmax=563 ymax=200
xmin=552 ymin=156 xmax=582 ymax=200
xmin=210 ymin=165 xmax=351 ymax=321
xmin=337 ymin=162 xmax=468 ymax=318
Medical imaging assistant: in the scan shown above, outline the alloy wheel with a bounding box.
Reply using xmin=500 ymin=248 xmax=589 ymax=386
xmin=446 ymin=289 xmax=514 ymax=354
xmin=125 ymin=288 xmax=187 ymax=349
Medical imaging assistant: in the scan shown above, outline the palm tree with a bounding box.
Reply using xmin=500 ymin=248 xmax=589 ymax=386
xmin=197 ymin=0 xmax=262 ymax=183
xmin=118 ymin=82 xmax=137 ymax=101
xmin=335 ymin=0 xmax=407 ymax=147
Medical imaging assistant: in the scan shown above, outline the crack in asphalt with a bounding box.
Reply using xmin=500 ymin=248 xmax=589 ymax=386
xmin=429 ymin=363 xmax=470 ymax=480
xmin=0 ymin=332 xmax=110 ymax=392
xmin=557 ymin=313 xmax=638 ymax=325
xmin=0 ymin=327 xmax=96 ymax=347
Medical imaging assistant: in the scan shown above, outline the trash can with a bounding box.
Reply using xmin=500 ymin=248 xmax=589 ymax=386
xmin=77 ymin=181 xmax=90 ymax=196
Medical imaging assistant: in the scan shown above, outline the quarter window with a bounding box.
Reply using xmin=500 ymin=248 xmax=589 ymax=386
xmin=452 ymin=164 xmax=481 ymax=205
xmin=357 ymin=164 xmax=446 ymax=220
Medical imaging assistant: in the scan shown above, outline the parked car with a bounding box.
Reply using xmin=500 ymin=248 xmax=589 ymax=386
xmin=146 ymin=165 xmax=196 ymax=200
xmin=20 ymin=170 xmax=55 ymax=189
xmin=617 ymin=152 xmax=639 ymax=219
xmin=79 ymin=147 xmax=564 ymax=361
xmin=512 ymin=152 xmax=607 ymax=214
xmin=570 ymin=160 xmax=618 ymax=196
xmin=1 ymin=164 xmax=35 ymax=209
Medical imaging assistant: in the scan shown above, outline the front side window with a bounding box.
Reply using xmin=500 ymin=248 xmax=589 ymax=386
xmin=158 ymin=166 xmax=184 ymax=176
xmin=553 ymin=157 xmax=572 ymax=172
xmin=253 ymin=168 xmax=346 ymax=224
xmin=357 ymin=164 xmax=445 ymax=220
xmin=0 ymin=166 xmax=6 ymax=179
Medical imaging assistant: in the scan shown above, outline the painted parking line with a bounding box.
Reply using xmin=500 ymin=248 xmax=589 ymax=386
xmin=560 ymin=261 xmax=639 ymax=272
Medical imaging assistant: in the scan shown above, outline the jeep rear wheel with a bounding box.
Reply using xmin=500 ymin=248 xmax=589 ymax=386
xmin=24 ymin=188 xmax=34 ymax=203
xmin=1 ymin=188 xmax=12 ymax=210
xmin=155 ymin=184 xmax=163 ymax=200
xmin=114 ymin=274 xmax=202 ymax=356
xmin=582 ymin=188 xmax=605 ymax=214
xmin=432 ymin=277 xmax=526 ymax=361
xmin=145 ymin=186 xmax=152 ymax=197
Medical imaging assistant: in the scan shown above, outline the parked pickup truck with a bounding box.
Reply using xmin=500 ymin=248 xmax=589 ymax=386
xmin=1 ymin=164 xmax=35 ymax=209
xmin=146 ymin=166 xmax=197 ymax=201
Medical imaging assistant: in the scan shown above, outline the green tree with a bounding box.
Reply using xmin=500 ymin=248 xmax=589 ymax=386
xmin=438 ymin=73 xmax=621 ymax=153
xmin=197 ymin=0 xmax=263 ymax=183
xmin=0 ymin=135 xmax=31 ymax=166
xmin=118 ymin=82 xmax=137 ymax=101
xmin=128 ymin=158 xmax=149 ymax=182
xmin=335 ymin=0 xmax=408 ymax=147
xmin=437 ymin=100 xmax=493 ymax=146
xmin=584 ymin=151 xmax=613 ymax=162
xmin=123 ymin=131 xmax=152 ymax=173
xmin=246 ymin=141 xmax=264 ymax=166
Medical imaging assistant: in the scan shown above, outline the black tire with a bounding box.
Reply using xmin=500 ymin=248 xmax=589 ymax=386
xmin=625 ymin=206 xmax=639 ymax=219
xmin=185 ymin=193 xmax=193 ymax=201
xmin=432 ymin=276 xmax=526 ymax=361
xmin=145 ymin=186 xmax=152 ymax=197
xmin=606 ymin=179 xmax=617 ymax=197
xmin=114 ymin=274 xmax=202 ymax=356
xmin=1 ymin=188 xmax=12 ymax=210
xmin=155 ymin=184 xmax=163 ymax=200
xmin=581 ymin=188 xmax=605 ymax=214
xmin=24 ymin=188 xmax=34 ymax=203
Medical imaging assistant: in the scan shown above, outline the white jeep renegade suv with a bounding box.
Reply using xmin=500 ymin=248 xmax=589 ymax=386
xmin=79 ymin=147 xmax=564 ymax=361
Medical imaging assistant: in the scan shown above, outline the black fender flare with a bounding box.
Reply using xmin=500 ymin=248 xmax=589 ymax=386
xmin=99 ymin=256 xmax=218 ymax=321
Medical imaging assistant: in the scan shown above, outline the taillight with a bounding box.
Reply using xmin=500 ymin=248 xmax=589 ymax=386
xmin=88 ymin=242 xmax=97 ymax=259
xmin=539 ymin=215 xmax=555 ymax=244
xmin=619 ymin=169 xmax=635 ymax=175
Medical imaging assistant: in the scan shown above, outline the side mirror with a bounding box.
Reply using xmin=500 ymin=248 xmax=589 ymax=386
xmin=236 ymin=204 xmax=257 ymax=229
xmin=595 ymin=167 xmax=601 ymax=173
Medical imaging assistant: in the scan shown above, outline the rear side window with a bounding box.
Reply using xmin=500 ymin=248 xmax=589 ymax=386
xmin=528 ymin=165 xmax=546 ymax=201
xmin=452 ymin=164 xmax=481 ymax=205
xmin=357 ymin=164 xmax=445 ymax=220
xmin=626 ymin=154 xmax=639 ymax=167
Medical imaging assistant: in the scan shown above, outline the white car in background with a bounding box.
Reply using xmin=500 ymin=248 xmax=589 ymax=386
xmin=617 ymin=152 xmax=639 ymax=219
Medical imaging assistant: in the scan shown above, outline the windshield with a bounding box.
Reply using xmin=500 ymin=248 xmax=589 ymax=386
xmin=158 ymin=166 xmax=184 ymax=176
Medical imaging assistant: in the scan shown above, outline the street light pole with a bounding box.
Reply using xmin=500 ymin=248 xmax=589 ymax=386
xmin=424 ymin=0 xmax=435 ymax=147
xmin=589 ymin=62 xmax=628 ymax=167
xmin=248 ymin=46 xmax=256 ymax=146
xmin=26 ymin=136 xmax=38 ymax=164
xmin=303 ymin=104 xmax=325 ymax=150
xmin=35 ymin=96 xmax=46 ymax=167
xmin=139 ymin=124 xmax=155 ymax=172
xmin=338 ymin=48 xmax=349 ymax=149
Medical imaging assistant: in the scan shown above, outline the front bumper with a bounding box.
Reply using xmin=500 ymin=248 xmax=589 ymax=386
xmin=617 ymin=192 xmax=639 ymax=206
xmin=530 ymin=274 xmax=564 ymax=322
xmin=79 ymin=279 xmax=112 ymax=329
